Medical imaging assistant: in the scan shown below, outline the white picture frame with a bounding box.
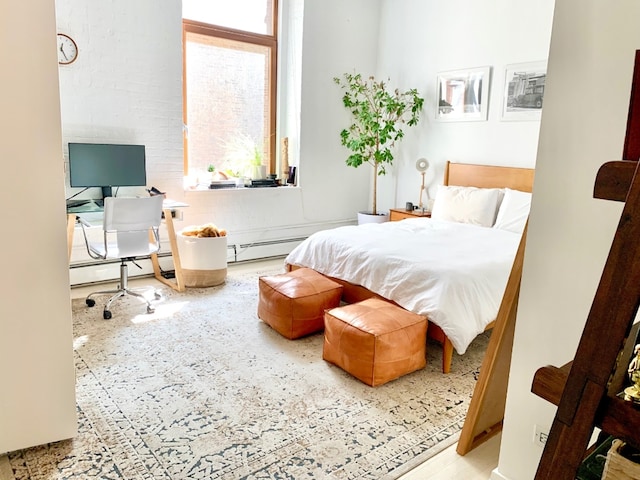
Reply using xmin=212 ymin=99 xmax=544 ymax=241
xmin=501 ymin=61 xmax=547 ymax=121
xmin=436 ymin=66 xmax=491 ymax=122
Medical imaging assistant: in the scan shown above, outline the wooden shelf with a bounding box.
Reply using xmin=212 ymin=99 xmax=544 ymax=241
xmin=532 ymin=363 xmax=640 ymax=451
xmin=593 ymin=160 xmax=637 ymax=202
xmin=531 ymin=362 xmax=572 ymax=406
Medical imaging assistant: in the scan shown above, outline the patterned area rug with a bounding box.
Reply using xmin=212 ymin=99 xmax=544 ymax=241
xmin=2 ymin=267 xmax=488 ymax=480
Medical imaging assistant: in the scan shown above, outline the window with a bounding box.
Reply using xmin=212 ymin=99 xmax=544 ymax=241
xmin=183 ymin=1 xmax=277 ymax=184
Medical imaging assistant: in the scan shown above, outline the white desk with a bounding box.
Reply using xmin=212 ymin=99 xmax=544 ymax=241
xmin=67 ymin=199 xmax=189 ymax=292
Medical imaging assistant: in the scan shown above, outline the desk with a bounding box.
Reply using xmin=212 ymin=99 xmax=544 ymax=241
xmin=152 ymin=201 xmax=188 ymax=292
xmin=67 ymin=199 xmax=189 ymax=292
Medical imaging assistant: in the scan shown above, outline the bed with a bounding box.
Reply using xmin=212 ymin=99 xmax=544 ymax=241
xmin=285 ymin=161 xmax=535 ymax=373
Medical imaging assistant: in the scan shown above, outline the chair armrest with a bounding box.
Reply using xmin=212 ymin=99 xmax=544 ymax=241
xmin=77 ymin=216 xmax=104 ymax=260
xmin=77 ymin=216 xmax=92 ymax=228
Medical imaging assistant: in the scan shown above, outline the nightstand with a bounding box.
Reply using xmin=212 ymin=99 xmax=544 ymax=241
xmin=389 ymin=208 xmax=432 ymax=221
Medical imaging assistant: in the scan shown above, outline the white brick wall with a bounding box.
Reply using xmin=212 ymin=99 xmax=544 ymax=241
xmin=56 ymin=0 xmax=185 ymax=202
xmin=55 ymin=0 xmax=377 ymax=284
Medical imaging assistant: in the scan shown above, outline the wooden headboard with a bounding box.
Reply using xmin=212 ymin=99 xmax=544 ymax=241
xmin=444 ymin=161 xmax=535 ymax=193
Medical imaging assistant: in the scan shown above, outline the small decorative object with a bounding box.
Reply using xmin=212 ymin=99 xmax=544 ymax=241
xmin=287 ymin=166 xmax=296 ymax=185
xmin=207 ymin=164 xmax=216 ymax=182
xmin=415 ymin=158 xmax=429 ymax=210
xmin=334 ymin=73 xmax=424 ymax=218
xmin=625 ymin=344 xmax=640 ymax=404
xmin=281 ymin=137 xmax=289 ymax=182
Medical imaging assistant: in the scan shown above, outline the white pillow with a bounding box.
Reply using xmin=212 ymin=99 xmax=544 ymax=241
xmin=430 ymin=185 xmax=502 ymax=227
xmin=493 ymin=188 xmax=532 ymax=234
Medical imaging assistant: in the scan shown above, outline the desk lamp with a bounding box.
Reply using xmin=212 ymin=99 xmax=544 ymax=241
xmin=416 ymin=158 xmax=429 ymax=210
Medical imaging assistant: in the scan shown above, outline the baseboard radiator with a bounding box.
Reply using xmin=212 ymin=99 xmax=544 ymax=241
xmin=69 ymin=237 xmax=306 ymax=287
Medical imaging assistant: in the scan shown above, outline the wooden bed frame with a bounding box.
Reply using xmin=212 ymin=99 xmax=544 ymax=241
xmin=433 ymin=161 xmax=535 ymax=372
xmin=288 ymin=161 xmax=534 ymax=373
xmin=288 ymin=161 xmax=534 ymax=455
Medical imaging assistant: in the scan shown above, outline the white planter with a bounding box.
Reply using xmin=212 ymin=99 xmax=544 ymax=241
xmin=249 ymin=165 xmax=267 ymax=180
xmin=177 ymin=233 xmax=227 ymax=287
xmin=357 ymin=212 xmax=389 ymax=225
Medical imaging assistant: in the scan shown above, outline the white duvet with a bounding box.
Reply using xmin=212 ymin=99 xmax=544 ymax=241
xmin=285 ymin=218 xmax=520 ymax=354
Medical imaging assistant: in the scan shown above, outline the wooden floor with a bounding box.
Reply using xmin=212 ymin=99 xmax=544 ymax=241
xmin=70 ymin=258 xmax=501 ymax=479
xmin=399 ymin=435 xmax=499 ymax=479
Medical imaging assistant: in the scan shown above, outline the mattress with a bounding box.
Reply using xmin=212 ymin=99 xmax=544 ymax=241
xmin=285 ymin=218 xmax=520 ymax=354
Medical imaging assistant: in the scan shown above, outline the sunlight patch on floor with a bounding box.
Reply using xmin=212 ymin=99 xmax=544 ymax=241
xmin=130 ymin=300 xmax=191 ymax=324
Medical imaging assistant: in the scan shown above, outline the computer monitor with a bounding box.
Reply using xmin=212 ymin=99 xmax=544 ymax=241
xmin=68 ymin=142 xmax=147 ymax=198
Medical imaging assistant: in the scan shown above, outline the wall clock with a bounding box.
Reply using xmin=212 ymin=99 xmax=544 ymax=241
xmin=57 ymin=33 xmax=78 ymax=65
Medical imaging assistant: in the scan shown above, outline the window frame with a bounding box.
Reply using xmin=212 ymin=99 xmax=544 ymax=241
xmin=182 ymin=6 xmax=278 ymax=177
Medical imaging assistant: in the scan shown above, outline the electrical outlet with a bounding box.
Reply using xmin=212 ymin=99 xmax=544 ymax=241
xmin=533 ymin=424 xmax=549 ymax=447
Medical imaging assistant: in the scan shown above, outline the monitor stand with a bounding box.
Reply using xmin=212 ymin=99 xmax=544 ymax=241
xmin=101 ymin=186 xmax=113 ymax=198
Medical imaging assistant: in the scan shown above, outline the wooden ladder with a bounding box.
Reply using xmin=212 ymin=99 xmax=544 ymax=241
xmin=532 ymin=50 xmax=640 ymax=479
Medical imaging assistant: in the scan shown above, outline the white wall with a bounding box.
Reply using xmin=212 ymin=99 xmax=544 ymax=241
xmin=56 ymin=0 xmax=184 ymax=201
xmin=0 ymin=1 xmax=77 ymax=453
xmin=59 ymin=0 xmax=382 ymax=283
xmin=495 ymin=1 xmax=640 ymax=479
xmin=377 ymin=0 xmax=554 ymax=212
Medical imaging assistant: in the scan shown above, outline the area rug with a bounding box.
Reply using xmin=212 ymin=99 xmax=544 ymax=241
xmin=2 ymin=266 xmax=489 ymax=480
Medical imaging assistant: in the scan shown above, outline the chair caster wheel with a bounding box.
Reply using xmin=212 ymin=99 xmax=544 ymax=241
xmin=147 ymin=306 xmax=155 ymax=314
xmin=86 ymin=298 xmax=96 ymax=307
xmin=103 ymin=310 xmax=112 ymax=320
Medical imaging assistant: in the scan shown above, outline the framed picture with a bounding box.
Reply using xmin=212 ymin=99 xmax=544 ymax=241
xmin=501 ymin=61 xmax=547 ymax=121
xmin=436 ymin=66 xmax=491 ymax=122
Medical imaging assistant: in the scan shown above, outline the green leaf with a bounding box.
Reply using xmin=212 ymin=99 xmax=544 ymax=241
xmin=335 ymin=72 xmax=425 ymax=213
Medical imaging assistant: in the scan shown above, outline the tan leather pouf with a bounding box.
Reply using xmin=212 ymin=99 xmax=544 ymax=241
xmin=258 ymin=268 xmax=343 ymax=339
xmin=323 ymin=298 xmax=428 ymax=386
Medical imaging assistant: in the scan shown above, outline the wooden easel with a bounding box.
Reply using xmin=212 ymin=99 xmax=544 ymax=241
xmin=531 ymin=50 xmax=640 ymax=479
xmin=456 ymin=222 xmax=528 ymax=454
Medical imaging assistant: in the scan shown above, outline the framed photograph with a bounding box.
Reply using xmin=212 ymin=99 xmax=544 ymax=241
xmin=501 ymin=61 xmax=547 ymax=121
xmin=436 ymin=66 xmax=491 ymax=122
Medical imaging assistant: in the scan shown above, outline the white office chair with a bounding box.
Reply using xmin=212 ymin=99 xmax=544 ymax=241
xmin=78 ymin=195 xmax=164 ymax=320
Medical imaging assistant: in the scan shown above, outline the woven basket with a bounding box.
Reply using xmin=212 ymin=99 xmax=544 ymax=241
xmin=602 ymin=439 xmax=640 ymax=479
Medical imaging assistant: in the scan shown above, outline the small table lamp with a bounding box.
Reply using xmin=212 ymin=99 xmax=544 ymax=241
xmin=416 ymin=158 xmax=429 ymax=209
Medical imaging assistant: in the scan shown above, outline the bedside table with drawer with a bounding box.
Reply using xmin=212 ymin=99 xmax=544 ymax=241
xmin=389 ymin=208 xmax=432 ymax=221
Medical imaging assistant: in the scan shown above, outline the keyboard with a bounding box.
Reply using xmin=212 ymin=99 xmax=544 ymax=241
xmin=76 ymin=212 xmax=103 ymax=225
xmin=66 ymin=199 xmax=104 ymax=213
xmin=66 ymin=199 xmax=90 ymax=208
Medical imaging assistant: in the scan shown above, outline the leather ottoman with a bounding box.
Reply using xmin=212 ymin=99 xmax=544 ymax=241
xmin=323 ymin=298 xmax=427 ymax=386
xmin=258 ymin=268 xmax=343 ymax=339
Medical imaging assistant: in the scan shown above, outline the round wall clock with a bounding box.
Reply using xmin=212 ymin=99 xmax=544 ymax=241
xmin=57 ymin=33 xmax=78 ymax=65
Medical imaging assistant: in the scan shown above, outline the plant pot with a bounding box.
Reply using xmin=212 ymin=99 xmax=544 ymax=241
xmin=249 ymin=165 xmax=267 ymax=180
xmin=357 ymin=212 xmax=389 ymax=225
xmin=177 ymin=233 xmax=227 ymax=287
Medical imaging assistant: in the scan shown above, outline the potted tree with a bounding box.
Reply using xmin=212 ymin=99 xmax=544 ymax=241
xmin=334 ymin=73 xmax=424 ymax=223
